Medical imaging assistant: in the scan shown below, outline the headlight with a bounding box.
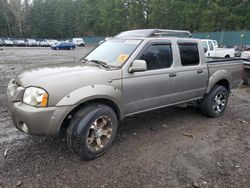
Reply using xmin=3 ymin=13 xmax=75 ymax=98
xmin=23 ymin=87 xmax=48 ymax=107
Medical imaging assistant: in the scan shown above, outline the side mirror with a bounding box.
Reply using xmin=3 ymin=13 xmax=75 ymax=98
xmin=128 ymin=60 xmax=147 ymax=73
xmin=204 ymin=48 xmax=208 ymax=53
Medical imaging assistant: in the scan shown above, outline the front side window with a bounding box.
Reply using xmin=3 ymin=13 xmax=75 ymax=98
xmin=138 ymin=44 xmax=173 ymax=70
xmin=178 ymin=43 xmax=200 ymax=66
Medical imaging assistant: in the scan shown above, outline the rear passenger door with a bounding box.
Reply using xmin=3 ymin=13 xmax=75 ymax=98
xmin=172 ymin=41 xmax=208 ymax=103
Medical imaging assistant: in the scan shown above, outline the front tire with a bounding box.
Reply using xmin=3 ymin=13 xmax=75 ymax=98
xmin=200 ymin=85 xmax=229 ymax=117
xmin=67 ymin=104 xmax=118 ymax=160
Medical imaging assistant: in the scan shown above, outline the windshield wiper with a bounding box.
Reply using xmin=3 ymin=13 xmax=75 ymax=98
xmin=88 ymin=59 xmax=110 ymax=69
xmin=80 ymin=57 xmax=87 ymax=63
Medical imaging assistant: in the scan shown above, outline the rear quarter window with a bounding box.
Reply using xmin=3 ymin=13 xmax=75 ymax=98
xmin=178 ymin=43 xmax=200 ymax=66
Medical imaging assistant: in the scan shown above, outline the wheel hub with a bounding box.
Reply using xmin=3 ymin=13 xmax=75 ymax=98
xmin=87 ymin=116 xmax=112 ymax=151
xmin=95 ymin=129 xmax=103 ymax=138
xmin=213 ymin=92 xmax=226 ymax=113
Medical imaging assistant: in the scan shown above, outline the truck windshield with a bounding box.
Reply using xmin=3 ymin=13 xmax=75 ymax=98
xmin=85 ymin=39 xmax=142 ymax=67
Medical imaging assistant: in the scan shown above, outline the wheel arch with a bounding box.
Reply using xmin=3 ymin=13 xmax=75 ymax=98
xmin=215 ymin=79 xmax=230 ymax=90
xmin=206 ymin=79 xmax=230 ymax=94
xmin=206 ymin=70 xmax=232 ymax=94
xmin=59 ymin=97 xmax=122 ymax=135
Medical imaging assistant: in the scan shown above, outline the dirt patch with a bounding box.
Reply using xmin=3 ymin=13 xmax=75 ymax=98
xmin=0 ymin=47 xmax=249 ymax=188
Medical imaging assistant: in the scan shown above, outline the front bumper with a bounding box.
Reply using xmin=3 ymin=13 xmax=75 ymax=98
xmin=7 ymin=100 xmax=77 ymax=137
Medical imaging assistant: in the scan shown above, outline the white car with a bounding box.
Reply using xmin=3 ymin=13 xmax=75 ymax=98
xmin=3 ymin=39 xmax=14 ymax=46
xmin=47 ymin=40 xmax=58 ymax=47
xmin=15 ymin=40 xmax=26 ymax=46
xmin=202 ymin=39 xmax=235 ymax=58
xmin=72 ymin=38 xmax=85 ymax=47
xmin=26 ymin=39 xmax=37 ymax=46
xmin=40 ymin=39 xmax=50 ymax=47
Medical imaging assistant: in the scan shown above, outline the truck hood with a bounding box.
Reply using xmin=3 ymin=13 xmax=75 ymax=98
xmin=16 ymin=62 xmax=102 ymax=86
xmin=16 ymin=62 xmax=122 ymax=105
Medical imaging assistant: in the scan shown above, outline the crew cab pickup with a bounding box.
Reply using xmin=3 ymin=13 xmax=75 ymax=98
xmin=6 ymin=29 xmax=243 ymax=160
xmin=202 ymin=39 xmax=235 ymax=58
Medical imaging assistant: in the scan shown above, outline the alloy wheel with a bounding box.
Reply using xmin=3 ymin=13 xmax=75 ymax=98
xmin=86 ymin=116 xmax=113 ymax=151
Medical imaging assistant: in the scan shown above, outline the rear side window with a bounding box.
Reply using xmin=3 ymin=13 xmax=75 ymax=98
xmin=178 ymin=43 xmax=200 ymax=66
xmin=139 ymin=44 xmax=173 ymax=70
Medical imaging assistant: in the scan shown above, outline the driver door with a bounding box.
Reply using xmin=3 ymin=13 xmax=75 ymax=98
xmin=122 ymin=42 xmax=177 ymax=115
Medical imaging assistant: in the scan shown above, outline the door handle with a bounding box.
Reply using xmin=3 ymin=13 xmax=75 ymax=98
xmin=169 ymin=72 xmax=177 ymax=78
xmin=197 ymin=70 xmax=203 ymax=74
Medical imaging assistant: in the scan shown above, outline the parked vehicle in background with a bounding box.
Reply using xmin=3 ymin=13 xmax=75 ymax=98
xmin=0 ymin=39 xmax=3 ymax=46
xmin=3 ymin=39 xmax=14 ymax=46
xmin=72 ymin=38 xmax=85 ymax=47
xmin=6 ymin=29 xmax=243 ymax=160
xmin=241 ymin=51 xmax=250 ymax=85
xmin=48 ymin=39 xmax=58 ymax=47
xmin=235 ymin=45 xmax=250 ymax=57
xmin=202 ymin=39 xmax=235 ymax=58
xmin=51 ymin=42 xmax=75 ymax=50
xmin=40 ymin=39 xmax=50 ymax=47
xmin=36 ymin=40 xmax=42 ymax=46
xmin=26 ymin=39 xmax=37 ymax=47
xmin=15 ymin=39 xmax=26 ymax=47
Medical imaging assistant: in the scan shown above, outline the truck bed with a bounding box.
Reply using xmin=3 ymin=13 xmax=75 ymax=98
xmin=207 ymin=58 xmax=243 ymax=89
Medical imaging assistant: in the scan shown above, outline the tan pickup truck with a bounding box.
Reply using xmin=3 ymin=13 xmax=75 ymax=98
xmin=6 ymin=29 xmax=243 ymax=160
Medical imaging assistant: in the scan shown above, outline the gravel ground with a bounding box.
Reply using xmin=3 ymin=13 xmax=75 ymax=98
xmin=0 ymin=47 xmax=249 ymax=188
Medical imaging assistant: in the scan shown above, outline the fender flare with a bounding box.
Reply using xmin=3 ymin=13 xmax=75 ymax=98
xmin=206 ymin=70 xmax=232 ymax=93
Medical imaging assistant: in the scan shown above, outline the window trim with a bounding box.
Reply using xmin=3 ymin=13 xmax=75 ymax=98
xmin=178 ymin=42 xmax=200 ymax=67
xmin=134 ymin=41 xmax=174 ymax=71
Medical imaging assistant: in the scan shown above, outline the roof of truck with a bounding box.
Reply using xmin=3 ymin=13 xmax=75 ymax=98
xmin=114 ymin=29 xmax=192 ymax=39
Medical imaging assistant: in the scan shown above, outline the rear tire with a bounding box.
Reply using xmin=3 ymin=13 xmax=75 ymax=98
xmin=200 ymin=85 xmax=229 ymax=117
xmin=67 ymin=104 xmax=118 ymax=160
